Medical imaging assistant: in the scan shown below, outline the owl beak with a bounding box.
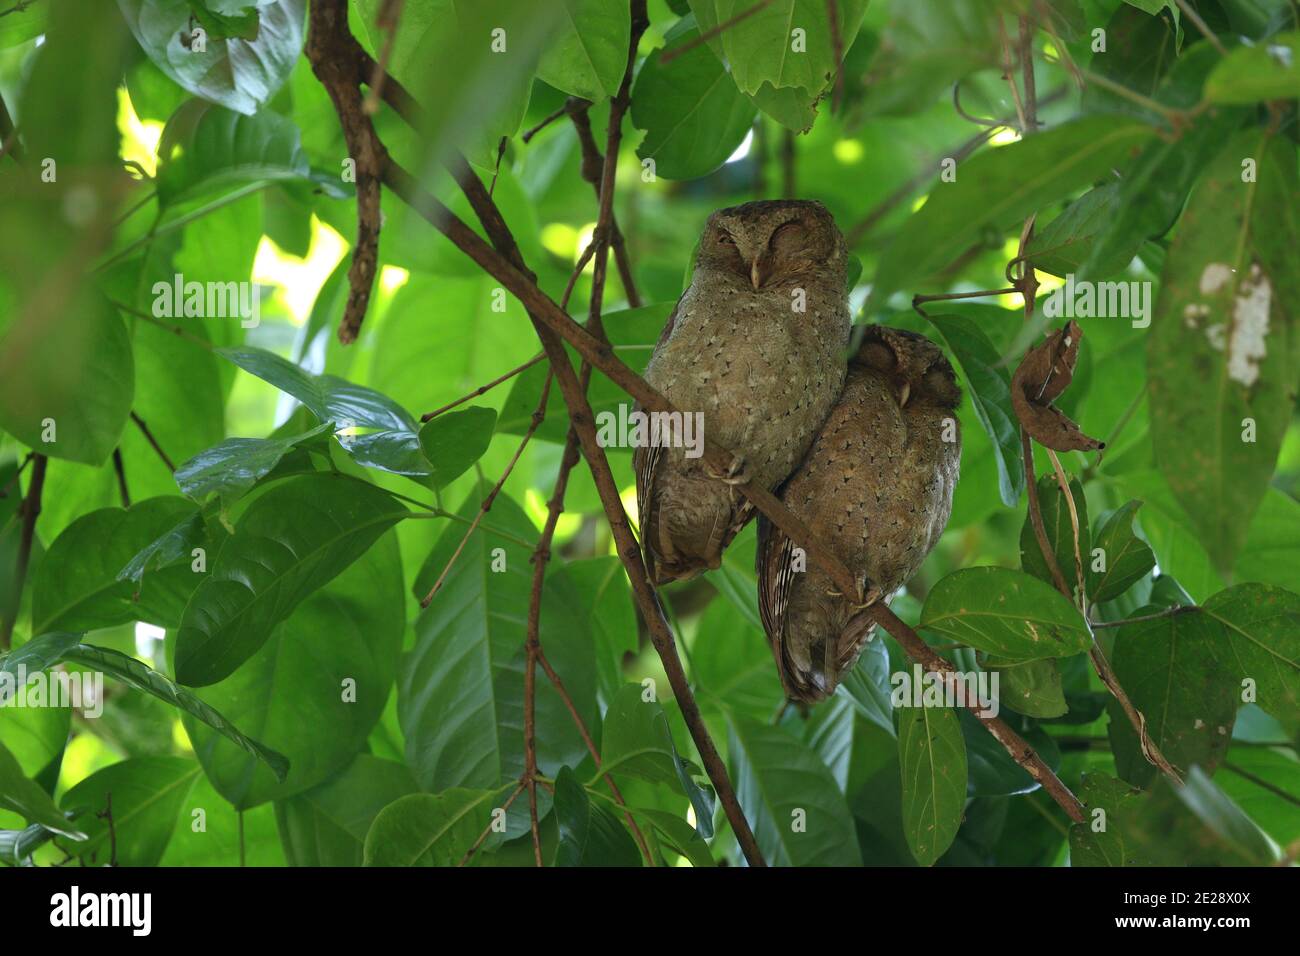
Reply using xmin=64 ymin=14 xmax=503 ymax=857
xmin=897 ymin=381 xmax=911 ymax=407
xmin=750 ymin=257 xmax=764 ymax=290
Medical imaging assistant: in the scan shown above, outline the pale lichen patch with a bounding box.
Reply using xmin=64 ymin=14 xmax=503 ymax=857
xmin=1226 ymin=265 xmax=1271 ymax=387
xmin=1199 ymin=262 xmax=1234 ymax=295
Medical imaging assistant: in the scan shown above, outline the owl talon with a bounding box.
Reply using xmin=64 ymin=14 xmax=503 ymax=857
xmin=705 ymin=456 xmax=750 ymax=486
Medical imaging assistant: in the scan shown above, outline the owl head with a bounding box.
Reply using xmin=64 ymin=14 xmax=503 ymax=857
xmin=696 ymin=199 xmax=847 ymax=291
xmin=853 ymin=324 xmax=962 ymax=410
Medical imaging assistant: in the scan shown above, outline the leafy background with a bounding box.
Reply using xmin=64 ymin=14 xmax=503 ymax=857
xmin=0 ymin=0 xmax=1298 ymax=867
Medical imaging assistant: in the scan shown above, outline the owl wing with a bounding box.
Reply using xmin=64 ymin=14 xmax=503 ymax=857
xmin=633 ymin=299 xmax=683 ymax=578
xmin=755 ymin=516 xmax=794 ymax=651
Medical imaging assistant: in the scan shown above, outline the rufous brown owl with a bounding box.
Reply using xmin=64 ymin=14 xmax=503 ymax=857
xmin=756 ymin=325 xmax=962 ymax=702
xmin=635 ymin=200 xmax=851 ymax=585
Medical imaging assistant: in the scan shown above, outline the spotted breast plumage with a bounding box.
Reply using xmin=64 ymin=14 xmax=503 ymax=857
xmin=634 ymin=200 xmax=852 ymax=586
xmin=756 ymin=325 xmax=962 ymax=702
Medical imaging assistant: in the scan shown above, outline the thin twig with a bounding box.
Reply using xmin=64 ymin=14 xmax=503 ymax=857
xmin=112 ymin=450 xmax=130 ymax=509
xmin=1 ymin=454 xmax=45 ymax=650
xmin=419 ymin=353 xmax=544 ymax=422
xmin=661 ymin=0 xmax=774 ymax=64
xmin=1172 ymin=0 xmax=1228 ymax=55
xmin=459 ymin=783 xmax=524 ymax=866
xmin=129 ymin=412 xmax=176 ymax=472
xmin=362 ymin=0 xmax=404 ymax=115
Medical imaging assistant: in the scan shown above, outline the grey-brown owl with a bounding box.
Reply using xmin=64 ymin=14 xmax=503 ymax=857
xmin=635 ymin=200 xmax=851 ymax=586
xmin=756 ymin=325 xmax=962 ymax=703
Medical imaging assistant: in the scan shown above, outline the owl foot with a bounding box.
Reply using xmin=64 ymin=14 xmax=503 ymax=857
xmin=705 ymin=456 xmax=750 ymax=486
xmin=825 ymin=577 xmax=881 ymax=609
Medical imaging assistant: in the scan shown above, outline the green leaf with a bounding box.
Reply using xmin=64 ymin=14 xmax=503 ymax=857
xmin=1068 ymin=772 xmax=1147 ymax=866
xmin=1148 ymin=132 xmax=1300 ymax=574
xmin=0 ymin=739 xmax=84 ymax=840
xmin=172 ymin=423 xmax=332 ymax=507
xmin=1206 ymin=33 xmax=1300 ymax=103
xmin=867 ymin=118 xmax=1155 ymax=311
xmin=988 ymin=658 xmax=1067 ymax=718
xmin=219 ymin=346 xmax=430 ymax=478
xmin=836 ymin=634 xmax=895 ymax=737
xmin=1088 ymin=501 xmax=1157 ymax=603
xmin=156 ymin=100 xmax=315 ymax=205
xmin=688 ymin=0 xmax=869 ymax=97
xmin=418 ymin=406 xmax=496 ymax=488
xmin=1025 ymin=184 xmax=1142 ymax=279
xmin=0 ymin=295 xmax=135 ymax=466
xmin=554 ymin=766 xmax=643 ymax=866
xmin=1201 ymin=584 xmax=1300 ymax=735
xmin=173 ymin=473 xmax=406 ymax=686
xmin=32 ymin=497 xmax=200 ymax=633
xmin=923 ymin=313 xmax=1024 ymax=507
xmin=630 ymin=25 xmax=757 ymax=181
xmin=596 ymin=684 xmax=714 ymax=838
xmin=0 ymin=632 xmax=84 ymax=701
xmin=1107 ymin=606 xmax=1237 ymax=788
xmin=920 ymin=567 xmax=1092 ymax=662
xmin=619 ymin=804 xmax=715 ymax=867
xmin=1129 ymin=767 xmax=1276 ymax=865
xmin=362 ymin=789 xmax=499 ymax=866
xmin=726 ymin=712 xmax=862 ymax=866
xmin=897 ymin=702 xmax=966 ymax=865
xmin=401 ymin=483 xmax=598 ymax=790
xmin=558 ymin=557 xmax=637 ymax=704
xmin=275 ymin=755 xmax=417 ymax=866
xmin=1018 ymin=473 xmax=1090 ymax=598
xmin=180 ymin=528 xmax=401 ymax=805
xmin=536 ymin=0 xmax=630 ymax=101
xmin=960 ymin=707 xmax=1061 ymax=795
xmin=117 ymin=0 xmax=306 ymax=116
xmin=5 ymin=633 xmax=288 ymax=780
xmin=60 ymin=757 xmax=200 ymax=866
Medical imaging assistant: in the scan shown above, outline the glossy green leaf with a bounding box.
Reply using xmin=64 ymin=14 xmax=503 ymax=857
xmin=180 ymin=528 xmax=402 ymax=804
xmin=1201 ymin=583 xmax=1300 ymax=735
xmin=173 ymin=473 xmax=406 ymax=685
xmin=920 ymin=567 xmax=1092 ymax=662
xmin=172 ymin=423 xmax=332 ymax=507
xmin=988 ymin=658 xmax=1067 ymax=718
xmin=536 ymin=0 xmax=630 ymax=101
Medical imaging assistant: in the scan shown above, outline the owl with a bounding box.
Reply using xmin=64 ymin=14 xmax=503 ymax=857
xmin=756 ymin=325 xmax=962 ymax=703
xmin=634 ymin=200 xmax=851 ymax=586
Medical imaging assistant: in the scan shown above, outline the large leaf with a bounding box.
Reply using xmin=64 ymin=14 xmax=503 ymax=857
xmin=1147 ymin=132 xmax=1300 ymax=574
xmin=596 ymin=684 xmax=714 ymax=837
xmin=554 ymin=766 xmax=642 ymax=867
xmin=117 ymin=0 xmax=306 ymax=115
xmin=172 ymin=423 xmax=332 ymax=507
xmin=920 ymin=567 xmax=1092 ymax=662
xmin=897 ymin=702 xmax=966 ymax=865
xmin=3 ymin=632 xmax=288 ymax=780
xmin=59 ymin=757 xmax=200 ymax=866
xmin=688 ymin=0 xmax=869 ymax=96
xmin=0 ymin=739 xmax=84 ymax=840
xmin=630 ymin=24 xmax=757 ymax=181
xmin=417 ymin=406 xmax=497 ymax=489
xmin=1205 ymin=32 xmax=1300 ymax=103
xmin=867 ymin=118 xmax=1154 ymax=311
xmin=1201 ymin=584 xmax=1300 ymax=735
xmin=362 ymin=789 xmax=499 ymax=866
xmin=180 ymin=529 xmax=403 ymax=805
xmin=32 ymin=497 xmax=200 ymax=633
xmin=536 ymin=0 xmax=631 ymax=101
xmin=923 ymin=314 xmax=1023 ymax=507
xmin=726 ymin=712 xmax=861 ymax=866
xmin=1068 ymin=772 xmax=1147 ymax=866
xmin=1107 ymin=606 xmax=1238 ymax=788
xmin=275 ymin=755 xmax=417 ymax=866
xmin=400 ymin=483 xmax=598 ymax=791
xmin=1018 ymin=474 xmax=1090 ymax=596
xmin=173 ymin=473 xmax=406 ymax=685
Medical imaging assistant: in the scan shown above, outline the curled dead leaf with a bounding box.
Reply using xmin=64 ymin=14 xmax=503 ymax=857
xmin=1011 ymin=320 xmax=1105 ymax=452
